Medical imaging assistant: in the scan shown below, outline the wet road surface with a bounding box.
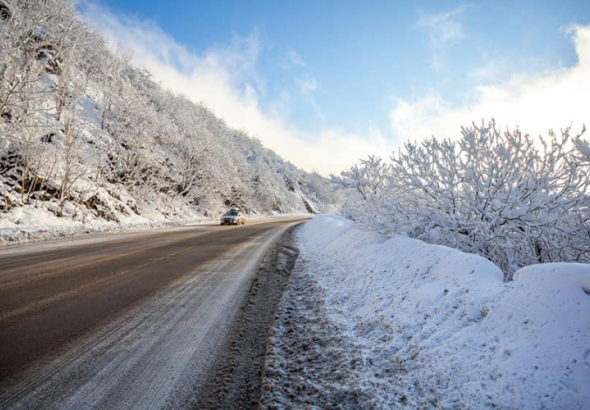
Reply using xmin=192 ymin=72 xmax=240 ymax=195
xmin=0 ymin=217 xmax=308 ymax=409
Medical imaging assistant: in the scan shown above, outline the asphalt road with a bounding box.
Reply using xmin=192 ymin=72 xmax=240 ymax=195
xmin=0 ymin=217 xmax=308 ymax=409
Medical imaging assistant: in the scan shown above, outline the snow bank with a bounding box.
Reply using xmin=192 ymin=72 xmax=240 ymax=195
xmin=298 ymin=215 xmax=590 ymax=409
xmin=0 ymin=203 xmax=213 ymax=245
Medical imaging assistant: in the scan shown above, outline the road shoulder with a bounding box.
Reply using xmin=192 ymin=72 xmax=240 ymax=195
xmin=191 ymin=224 xmax=302 ymax=410
xmin=259 ymin=233 xmax=373 ymax=410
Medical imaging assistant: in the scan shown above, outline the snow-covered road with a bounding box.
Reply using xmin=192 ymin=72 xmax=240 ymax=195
xmin=0 ymin=218 xmax=307 ymax=410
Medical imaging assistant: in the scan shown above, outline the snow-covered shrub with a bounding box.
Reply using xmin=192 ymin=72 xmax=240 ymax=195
xmin=332 ymin=155 xmax=395 ymax=229
xmin=333 ymin=121 xmax=590 ymax=279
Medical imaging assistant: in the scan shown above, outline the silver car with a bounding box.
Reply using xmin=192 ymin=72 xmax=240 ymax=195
xmin=220 ymin=209 xmax=246 ymax=225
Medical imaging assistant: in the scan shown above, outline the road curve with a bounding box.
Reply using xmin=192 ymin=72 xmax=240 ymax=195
xmin=0 ymin=217 xmax=308 ymax=409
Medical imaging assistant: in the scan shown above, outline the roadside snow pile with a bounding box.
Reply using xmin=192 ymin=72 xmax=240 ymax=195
xmin=297 ymin=215 xmax=590 ymax=409
xmin=0 ymin=202 xmax=212 ymax=245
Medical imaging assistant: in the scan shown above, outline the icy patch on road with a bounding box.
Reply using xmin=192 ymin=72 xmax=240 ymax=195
xmin=267 ymin=215 xmax=590 ymax=409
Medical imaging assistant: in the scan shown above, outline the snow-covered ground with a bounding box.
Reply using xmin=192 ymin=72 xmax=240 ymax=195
xmin=0 ymin=202 xmax=208 ymax=245
xmin=282 ymin=215 xmax=590 ymax=409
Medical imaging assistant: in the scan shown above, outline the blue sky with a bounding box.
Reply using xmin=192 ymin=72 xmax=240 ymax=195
xmin=79 ymin=0 xmax=590 ymax=174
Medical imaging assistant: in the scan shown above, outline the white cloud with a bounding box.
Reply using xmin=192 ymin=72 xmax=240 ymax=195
xmin=297 ymin=76 xmax=324 ymax=122
xmin=468 ymin=58 xmax=510 ymax=84
xmin=415 ymin=7 xmax=465 ymax=45
xmin=299 ymin=77 xmax=317 ymax=96
xmin=390 ymin=24 xmax=590 ymax=142
xmin=79 ymin=1 xmax=388 ymax=176
xmin=286 ymin=48 xmax=305 ymax=67
xmin=415 ymin=5 xmax=469 ymax=70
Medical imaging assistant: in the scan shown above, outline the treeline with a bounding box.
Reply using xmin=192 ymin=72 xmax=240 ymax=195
xmin=0 ymin=0 xmax=336 ymax=223
xmin=333 ymin=121 xmax=590 ymax=279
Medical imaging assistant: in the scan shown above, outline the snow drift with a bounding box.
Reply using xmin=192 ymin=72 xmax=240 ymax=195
xmin=298 ymin=215 xmax=590 ymax=409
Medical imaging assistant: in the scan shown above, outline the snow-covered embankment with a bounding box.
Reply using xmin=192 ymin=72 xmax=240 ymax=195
xmin=0 ymin=204 xmax=212 ymax=245
xmin=295 ymin=215 xmax=590 ymax=409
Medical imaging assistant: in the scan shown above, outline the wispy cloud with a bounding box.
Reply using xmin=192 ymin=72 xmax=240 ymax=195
xmin=78 ymin=0 xmax=392 ymax=175
xmin=390 ymin=24 xmax=590 ymax=142
xmin=415 ymin=5 xmax=469 ymax=70
xmin=468 ymin=57 xmax=510 ymax=84
xmin=298 ymin=76 xmax=325 ymax=122
xmin=286 ymin=48 xmax=305 ymax=67
xmin=299 ymin=77 xmax=317 ymax=96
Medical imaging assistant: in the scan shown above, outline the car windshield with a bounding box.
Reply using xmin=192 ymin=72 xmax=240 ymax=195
xmin=226 ymin=211 xmax=239 ymax=216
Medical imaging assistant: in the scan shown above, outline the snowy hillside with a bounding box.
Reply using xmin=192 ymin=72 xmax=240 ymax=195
xmin=267 ymin=215 xmax=590 ymax=409
xmin=0 ymin=0 xmax=336 ymax=242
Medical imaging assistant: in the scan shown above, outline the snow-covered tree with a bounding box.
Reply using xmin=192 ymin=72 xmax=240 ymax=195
xmin=334 ymin=121 xmax=590 ymax=279
xmin=1 ymin=0 xmax=332 ymax=224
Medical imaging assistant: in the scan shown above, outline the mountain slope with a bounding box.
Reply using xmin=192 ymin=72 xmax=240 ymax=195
xmin=0 ymin=0 xmax=336 ymax=236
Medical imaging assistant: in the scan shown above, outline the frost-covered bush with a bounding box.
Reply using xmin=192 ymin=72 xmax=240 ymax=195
xmin=333 ymin=121 xmax=590 ymax=279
